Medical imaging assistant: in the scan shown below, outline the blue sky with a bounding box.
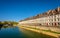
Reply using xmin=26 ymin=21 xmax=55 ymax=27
xmin=0 ymin=0 xmax=60 ymax=22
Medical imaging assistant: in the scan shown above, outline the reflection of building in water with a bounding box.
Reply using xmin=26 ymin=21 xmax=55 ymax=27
xmin=19 ymin=7 xmax=60 ymax=27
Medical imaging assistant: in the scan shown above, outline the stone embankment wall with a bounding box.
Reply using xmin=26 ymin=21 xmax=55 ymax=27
xmin=20 ymin=24 xmax=60 ymax=32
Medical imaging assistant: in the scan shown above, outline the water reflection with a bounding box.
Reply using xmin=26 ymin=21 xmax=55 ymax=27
xmin=0 ymin=27 xmax=26 ymax=38
xmin=0 ymin=24 xmax=14 ymax=30
xmin=0 ymin=24 xmax=4 ymax=30
xmin=19 ymin=28 xmax=56 ymax=38
xmin=0 ymin=26 xmax=57 ymax=38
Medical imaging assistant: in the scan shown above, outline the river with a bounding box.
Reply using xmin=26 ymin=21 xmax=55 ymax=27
xmin=0 ymin=27 xmax=56 ymax=38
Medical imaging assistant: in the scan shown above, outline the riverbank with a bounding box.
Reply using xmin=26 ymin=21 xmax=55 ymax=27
xmin=19 ymin=27 xmax=56 ymax=38
xmin=18 ymin=25 xmax=60 ymax=38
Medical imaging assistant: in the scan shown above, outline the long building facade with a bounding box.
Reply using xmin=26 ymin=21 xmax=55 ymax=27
xmin=19 ymin=7 xmax=60 ymax=27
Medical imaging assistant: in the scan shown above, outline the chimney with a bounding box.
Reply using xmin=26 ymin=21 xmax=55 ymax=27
xmin=47 ymin=10 xmax=51 ymax=14
xmin=57 ymin=7 xmax=60 ymax=12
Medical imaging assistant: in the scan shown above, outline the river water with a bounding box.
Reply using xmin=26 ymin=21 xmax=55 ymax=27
xmin=0 ymin=27 xmax=56 ymax=38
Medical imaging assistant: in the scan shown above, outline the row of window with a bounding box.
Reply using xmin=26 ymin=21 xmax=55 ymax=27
xmin=48 ymin=22 xmax=60 ymax=26
xmin=39 ymin=22 xmax=60 ymax=26
xmin=20 ymin=14 xmax=60 ymax=24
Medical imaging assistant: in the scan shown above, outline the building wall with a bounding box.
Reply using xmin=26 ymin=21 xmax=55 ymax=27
xmin=19 ymin=14 xmax=60 ymax=27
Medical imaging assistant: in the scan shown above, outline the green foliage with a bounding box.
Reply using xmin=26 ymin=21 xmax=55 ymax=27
xmin=0 ymin=21 xmax=2 ymax=24
xmin=0 ymin=21 xmax=3 ymax=24
xmin=0 ymin=21 xmax=18 ymax=25
xmin=5 ymin=21 xmax=18 ymax=24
